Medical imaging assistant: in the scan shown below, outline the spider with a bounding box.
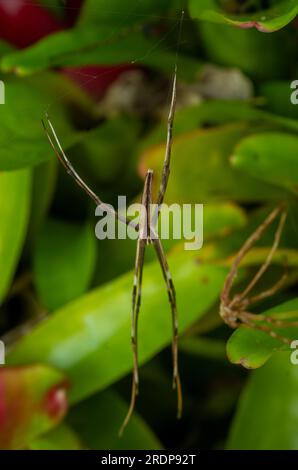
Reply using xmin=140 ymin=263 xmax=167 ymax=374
xmin=220 ymin=204 xmax=298 ymax=344
xmin=42 ymin=67 xmax=182 ymax=435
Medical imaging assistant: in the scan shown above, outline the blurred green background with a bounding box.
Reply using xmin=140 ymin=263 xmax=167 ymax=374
xmin=0 ymin=0 xmax=298 ymax=450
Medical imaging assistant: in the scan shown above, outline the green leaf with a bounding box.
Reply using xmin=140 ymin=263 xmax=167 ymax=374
xmin=180 ymin=337 xmax=226 ymax=361
xmin=0 ymin=365 xmax=68 ymax=450
xmin=0 ymin=75 xmax=76 ymax=171
xmin=1 ymin=2 xmax=200 ymax=80
xmin=193 ymin=203 xmax=247 ymax=238
xmin=0 ymin=170 xmax=31 ymax=303
xmin=0 ymin=39 xmax=13 ymax=57
xmin=33 ymin=219 xmax=97 ymax=312
xmin=189 ymin=0 xmax=298 ymax=32
xmin=140 ymin=100 xmax=298 ymax=154
xmin=231 ymin=132 xmax=298 ymax=194
xmin=187 ymin=100 xmax=298 ymax=132
xmin=78 ymin=0 xmax=170 ymax=27
xmin=29 ymin=424 xmax=82 ymax=450
xmin=227 ymin=298 xmax=298 ymax=369
xmin=68 ymin=115 xmax=140 ymax=188
xmin=141 ymin=123 xmax=284 ymax=204
xmin=228 ymin=352 xmax=298 ymax=450
xmin=199 ymin=22 xmax=293 ymax=80
xmin=7 ymin=251 xmax=228 ymax=404
xmin=260 ymin=81 xmax=298 ymax=119
xmin=26 ymin=159 xmax=58 ymax=253
xmin=69 ymin=390 xmax=162 ymax=450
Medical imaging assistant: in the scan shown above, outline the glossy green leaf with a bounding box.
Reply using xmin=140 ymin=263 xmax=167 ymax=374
xmin=0 ymin=365 xmax=68 ymax=450
xmin=69 ymin=390 xmax=162 ymax=450
xmin=141 ymin=123 xmax=284 ymax=204
xmin=198 ymin=203 xmax=247 ymax=235
xmin=260 ymin=81 xmax=298 ymax=119
xmin=140 ymin=100 xmax=298 ymax=155
xmin=180 ymin=337 xmax=226 ymax=361
xmin=199 ymin=22 xmax=293 ymax=80
xmin=26 ymin=159 xmax=57 ymax=253
xmin=227 ymin=298 xmax=298 ymax=369
xmin=0 ymin=39 xmax=13 ymax=56
xmin=231 ymin=132 xmax=298 ymax=194
xmin=0 ymin=75 xmax=76 ymax=171
xmin=190 ymin=0 xmax=298 ymax=32
xmin=29 ymin=424 xmax=82 ymax=450
xmin=1 ymin=1 xmax=200 ymax=80
xmin=7 ymin=251 xmax=228 ymax=404
xmin=0 ymin=170 xmax=31 ymax=303
xmin=228 ymin=352 xmax=298 ymax=449
xmin=33 ymin=219 xmax=97 ymax=312
xmin=184 ymin=100 xmax=298 ymax=132
xmin=78 ymin=0 xmax=170 ymax=27
xmin=68 ymin=115 xmax=140 ymax=190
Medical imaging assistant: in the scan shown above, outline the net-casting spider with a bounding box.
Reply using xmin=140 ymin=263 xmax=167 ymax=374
xmin=220 ymin=205 xmax=298 ymax=344
xmin=42 ymin=68 xmax=182 ymax=434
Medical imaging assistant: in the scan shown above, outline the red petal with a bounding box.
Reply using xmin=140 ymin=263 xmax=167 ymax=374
xmin=0 ymin=0 xmax=62 ymax=48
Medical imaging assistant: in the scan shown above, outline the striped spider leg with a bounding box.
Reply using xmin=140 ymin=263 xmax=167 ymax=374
xmin=42 ymin=115 xmax=136 ymax=230
xmin=151 ymin=236 xmax=182 ymax=415
xmin=120 ymin=176 xmax=182 ymax=434
xmin=121 ymin=70 xmax=182 ymax=434
xmin=220 ymin=205 xmax=298 ymax=344
xmin=152 ymin=67 xmax=182 ymax=405
xmin=120 ymin=169 xmax=152 ymax=435
xmin=152 ymin=69 xmax=182 ymax=420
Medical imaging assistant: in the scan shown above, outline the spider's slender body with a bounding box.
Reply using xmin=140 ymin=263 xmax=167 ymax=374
xmin=220 ymin=205 xmax=298 ymax=344
xmin=42 ymin=69 xmax=181 ymax=435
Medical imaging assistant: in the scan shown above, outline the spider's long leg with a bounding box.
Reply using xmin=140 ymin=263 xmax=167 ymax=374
xmin=231 ymin=209 xmax=287 ymax=307
xmin=241 ymin=270 xmax=288 ymax=309
xmin=156 ymin=69 xmax=177 ymax=208
xmin=151 ymin=68 xmax=177 ymax=230
xmin=152 ymin=236 xmax=182 ymax=419
xmin=42 ymin=115 xmax=136 ymax=230
xmin=120 ymin=170 xmax=153 ymax=435
xmin=146 ymin=63 xmax=181 ymax=414
xmin=120 ymin=237 xmax=146 ymax=436
xmin=242 ymin=311 xmax=298 ymax=328
xmin=239 ymin=313 xmax=293 ymax=345
xmin=222 ymin=205 xmax=285 ymax=307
